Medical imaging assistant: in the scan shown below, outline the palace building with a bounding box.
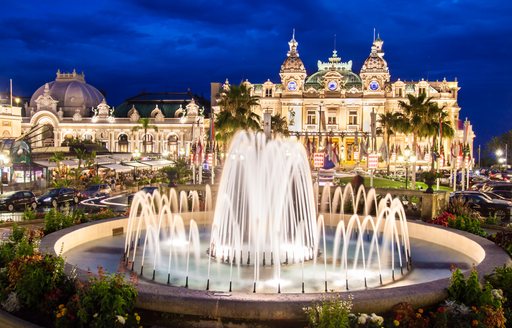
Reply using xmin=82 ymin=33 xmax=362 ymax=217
xmin=0 ymin=70 xmax=210 ymax=183
xmin=211 ymin=33 xmax=475 ymax=170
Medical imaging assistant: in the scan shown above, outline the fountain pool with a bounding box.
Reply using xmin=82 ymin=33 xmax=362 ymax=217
xmin=40 ymin=132 xmax=511 ymax=323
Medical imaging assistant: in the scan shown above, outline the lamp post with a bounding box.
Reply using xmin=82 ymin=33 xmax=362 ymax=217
xmin=398 ymin=145 xmax=416 ymax=190
xmin=132 ymin=149 xmax=141 ymax=182
xmin=318 ymin=101 xmax=323 ymax=150
xmin=0 ymin=153 xmax=10 ymax=194
xmin=496 ymin=149 xmax=504 ymax=170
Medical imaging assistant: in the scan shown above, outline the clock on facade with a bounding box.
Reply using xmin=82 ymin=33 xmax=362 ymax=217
xmin=369 ymin=81 xmax=380 ymax=91
xmin=327 ymin=80 xmax=338 ymax=91
xmin=287 ymin=81 xmax=297 ymax=91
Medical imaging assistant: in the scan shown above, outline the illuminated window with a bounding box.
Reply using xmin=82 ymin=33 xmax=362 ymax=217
xmin=349 ymin=110 xmax=358 ymax=125
xmin=307 ymin=110 xmax=317 ymax=125
xmin=327 ymin=110 xmax=337 ymax=125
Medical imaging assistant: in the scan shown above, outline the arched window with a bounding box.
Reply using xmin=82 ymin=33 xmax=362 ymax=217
xmin=167 ymin=134 xmax=179 ymax=159
xmin=42 ymin=125 xmax=54 ymax=147
xmin=142 ymin=134 xmax=153 ymax=153
xmin=118 ymin=133 xmax=128 ymax=152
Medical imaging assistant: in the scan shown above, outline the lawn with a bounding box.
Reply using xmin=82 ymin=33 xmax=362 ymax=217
xmin=334 ymin=176 xmax=453 ymax=191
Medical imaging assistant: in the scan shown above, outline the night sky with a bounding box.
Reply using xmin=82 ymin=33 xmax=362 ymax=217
xmin=0 ymin=0 xmax=510 ymax=147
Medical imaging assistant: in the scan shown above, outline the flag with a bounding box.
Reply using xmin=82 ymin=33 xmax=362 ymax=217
xmin=197 ymin=139 xmax=203 ymax=164
xmin=360 ymin=139 xmax=368 ymax=158
xmin=209 ymin=114 xmax=215 ymax=152
xmin=379 ymin=141 xmax=389 ymax=162
xmin=354 ymin=130 xmax=359 ymax=150
xmin=332 ymin=143 xmax=340 ymax=164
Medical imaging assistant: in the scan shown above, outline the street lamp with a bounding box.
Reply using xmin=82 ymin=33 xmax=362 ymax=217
xmin=398 ymin=145 xmax=416 ymax=189
xmin=132 ymin=149 xmax=141 ymax=161
xmin=0 ymin=153 xmax=10 ymax=194
xmin=496 ymin=149 xmax=504 ymax=169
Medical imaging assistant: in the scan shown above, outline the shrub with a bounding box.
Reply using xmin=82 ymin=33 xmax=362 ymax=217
xmin=44 ymin=207 xmax=77 ymax=234
xmin=304 ymin=295 xmax=352 ymax=328
xmin=389 ymin=302 xmax=429 ymax=328
xmin=88 ymin=208 xmax=116 ymax=221
xmin=448 ymin=214 xmax=486 ymax=237
xmin=22 ymin=207 xmax=37 ymax=221
xmin=431 ymin=211 xmax=455 ymax=227
xmin=486 ymin=265 xmax=512 ymax=323
xmin=6 ymin=254 xmax=75 ymax=316
xmin=489 ymin=230 xmax=512 ymax=255
xmin=0 ymin=224 xmax=37 ymax=268
xmin=75 ymin=272 xmax=139 ymax=328
xmin=448 ymin=268 xmax=503 ymax=309
xmin=348 ymin=312 xmax=384 ymax=327
xmin=446 ymin=196 xmax=479 ymax=219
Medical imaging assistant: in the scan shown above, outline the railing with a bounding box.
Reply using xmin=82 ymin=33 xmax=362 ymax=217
xmin=375 ymin=188 xmax=449 ymax=220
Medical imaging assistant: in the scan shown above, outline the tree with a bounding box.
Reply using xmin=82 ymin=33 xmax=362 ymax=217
xmin=131 ymin=118 xmax=158 ymax=153
xmin=160 ymin=157 xmax=192 ymax=185
xmin=485 ymin=131 xmax=512 ymax=167
xmin=49 ymin=152 xmax=64 ymax=166
xmin=430 ymin=109 xmax=454 ymax=171
xmin=215 ymin=83 xmax=261 ymax=150
xmin=217 ymin=83 xmax=259 ymax=115
xmin=378 ymin=112 xmax=403 ymax=174
xmin=271 ymin=114 xmax=289 ymax=138
xmin=73 ymin=148 xmax=97 ymax=183
xmin=398 ymin=93 xmax=442 ymax=187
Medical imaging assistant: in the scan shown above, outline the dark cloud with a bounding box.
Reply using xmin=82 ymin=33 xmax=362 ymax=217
xmin=0 ymin=0 xmax=509 ymax=145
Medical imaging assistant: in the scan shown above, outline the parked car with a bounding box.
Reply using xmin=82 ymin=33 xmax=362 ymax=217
xmin=79 ymin=184 xmax=112 ymax=199
xmin=483 ymin=191 xmax=512 ymax=203
xmin=0 ymin=190 xmax=37 ymax=211
xmin=449 ymin=191 xmax=512 ymax=221
xmin=37 ymin=187 xmax=80 ymax=207
xmin=128 ymin=186 xmax=158 ymax=203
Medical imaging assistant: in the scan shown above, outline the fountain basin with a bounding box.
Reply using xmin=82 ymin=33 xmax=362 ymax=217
xmin=40 ymin=216 xmax=511 ymax=321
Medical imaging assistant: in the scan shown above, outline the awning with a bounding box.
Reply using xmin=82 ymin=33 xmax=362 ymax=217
xmin=33 ymin=160 xmax=58 ymax=168
xmin=140 ymin=159 xmax=174 ymax=168
xmin=61 ymin=160 xmax=79 ymax=168
xmin=32 ymin=159 xmax=79 ymax=169
xmin=100 ymin=163 xmax=133 ymax=172
xmin=110 ymin=153 xmax=133 ymax=161
xmin=96 ymin=156 xmax=116 ymax=165
xmin=122 ymin=161 xmax=150 ymax=168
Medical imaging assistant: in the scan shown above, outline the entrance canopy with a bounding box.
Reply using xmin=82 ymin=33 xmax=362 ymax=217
xmin=100 ymin=163 xmax=133 ymax=172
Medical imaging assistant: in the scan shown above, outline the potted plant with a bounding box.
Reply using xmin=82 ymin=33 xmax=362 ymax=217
xmin=421 ymin=171 xmax=440 ymax=194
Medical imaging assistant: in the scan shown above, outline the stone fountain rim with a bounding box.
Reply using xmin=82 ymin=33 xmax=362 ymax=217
xmin=40 ymin=217 xmax=512 ymax=322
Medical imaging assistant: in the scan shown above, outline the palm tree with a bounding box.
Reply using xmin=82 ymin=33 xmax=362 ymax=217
xmin=132 ymin=118 xmax=158 ymax=153
xmin=427 ymin=107 xmax=454 ymax=171
xmin=271 ymin=114 xmax=289 ymax=138
xmin=378 ymin=112 xmax=403 ymax=174
xmin=49 ymin=152 xmax=64 ymax=166
xmin=215 ymin=83 xmax=261 ymax=150
xmin=398 ymin=93 xmax=437 ymax=187
xmin=217 ymin=84 xmax=260 ymax=115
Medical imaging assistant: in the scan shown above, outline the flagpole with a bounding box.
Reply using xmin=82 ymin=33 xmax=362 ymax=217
xmin=10 ymin=79 xmax=13 ymax=107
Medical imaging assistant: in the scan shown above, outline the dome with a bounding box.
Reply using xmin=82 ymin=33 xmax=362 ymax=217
xmin=30 ymin=70 xmax=104 ymax=117
xmin=281 ymin=56 xmax=305 ymax=71
xmin=280 ymin=31 xmax=306 ymax=73
xmin=305 ymin=70 xmax=362 ymax=89
xmin=361 ymin=53 xmax=388 ymax=71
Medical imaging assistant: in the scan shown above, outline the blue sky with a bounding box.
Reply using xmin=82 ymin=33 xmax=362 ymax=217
xmin=0 ymin=0 xmax=510 ymax=146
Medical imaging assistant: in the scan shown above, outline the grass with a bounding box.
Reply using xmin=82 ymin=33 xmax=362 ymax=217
xmin=334 ymin=176 xmax=453 ymax=191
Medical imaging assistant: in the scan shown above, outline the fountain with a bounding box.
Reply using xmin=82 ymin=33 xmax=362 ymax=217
xmin=42 ymin=131 xmax=510 ymax=323
xmin=123 ymin=132 xmax=411 ymax=293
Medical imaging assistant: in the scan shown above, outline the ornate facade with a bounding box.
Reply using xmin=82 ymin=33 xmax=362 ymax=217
xmin=212 ymin=33 xmax=475 ymax=169
xmin=20 ymin=70 xmax=208 ymax=160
